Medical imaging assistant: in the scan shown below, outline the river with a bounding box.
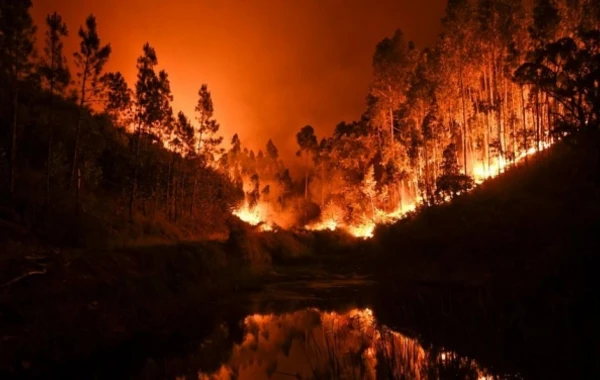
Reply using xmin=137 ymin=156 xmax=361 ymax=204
xmin=43 ymin=274 xmax=589 ymax=379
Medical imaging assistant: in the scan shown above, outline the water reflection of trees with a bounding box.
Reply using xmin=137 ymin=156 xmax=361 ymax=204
xmin=192 ymin=308 xmax=500 ymax=380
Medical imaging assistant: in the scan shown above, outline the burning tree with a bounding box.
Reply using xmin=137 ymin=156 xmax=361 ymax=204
xmin=435 ymin=143 xmax=474 ymax=202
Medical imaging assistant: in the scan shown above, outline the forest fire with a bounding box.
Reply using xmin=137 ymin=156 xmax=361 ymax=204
xmin=306 ymin=200 xmax=418 ymax=238
xmin=6 ymin=0 xmax=590 ymax=246
xmin=307 ymin=217 xmax=376 ymax=238
xmin=472 ymin=142 xmax=552 ymax=183
xmin=56 ymin=0 xmax=585 ymax=246
xmin=232 ymin=136 xmax=554 ymax=239
xmin=1 ymin=0 xmax=597 ymax=377
xmin=232 ymin=202 xmax=274 ymax=232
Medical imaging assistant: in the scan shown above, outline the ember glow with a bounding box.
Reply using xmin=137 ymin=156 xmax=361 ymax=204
xmin=232 ymin=203 xmax=264 ymax=226
xmin=197 ymin=308 xmax=502 ymax=380
xmin=307 ymin=201 xmax=418 ymax=239
xmin=472 ymin=142 xmax=553 ymax=184
xmin=232 ymin=202 xmax=276 ymax=232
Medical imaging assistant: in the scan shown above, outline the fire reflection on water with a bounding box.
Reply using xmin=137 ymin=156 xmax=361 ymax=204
xmin=194 ymin=308 xmax=500 ymax=380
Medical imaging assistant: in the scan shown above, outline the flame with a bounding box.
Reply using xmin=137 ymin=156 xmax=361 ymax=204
xmin=347 ymin=222 xmax=376 ymax=239
xmin=231 ymin=141 xmax=552 ymax=239
xmin=232 ymin=203 xmax=264 ymax=225
xmin=307 ymin=141 xmax=552 ymax=238
xmin=472 ymin=142 xmax=551 ymax=184
xmin=306 ymin=200 xmax=418 ymax=239
xmin=232 ymin=202 xmax=274 ymax=232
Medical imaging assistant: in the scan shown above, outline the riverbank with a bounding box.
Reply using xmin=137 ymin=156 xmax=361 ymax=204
xmin=0 ymin=216 xmax=361 ymax=377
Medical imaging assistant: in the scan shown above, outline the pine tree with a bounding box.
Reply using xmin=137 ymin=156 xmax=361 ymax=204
xmin=39 ymin=12 xmax=70 ymax=204
xmin=70 ymin=14 xmax=111 ymax=189
xmin=130 ymin=43 xmax=170 ymax=220
xmin=231 ymin=134 xmax=242 ymax=155
xmin=172 ymin=111 xmax=195 ymax=157
xmin=296 ymin=125 xmax=318 ymax=200
xmin=102 ymin=71 xmax=133 ymax=128
xmin=195 ymin=84 xmax=223 ymax=165
xmin=266 ymin=138 xmax=278 ymax=160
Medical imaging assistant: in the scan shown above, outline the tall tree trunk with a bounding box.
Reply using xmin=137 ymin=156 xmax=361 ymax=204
xmin=46 ymin=102 xmax=54 ymax=207
xmin=433 ymin=140 xmax=439 ymax=181
xmin=424 ymin=141 xmax=430 ymax=204
xmin=474 ymin=91 xmax=482 ymax=174
xmin=190 ymin=170 xmax=197 ymax=217
xmin=458 ymin=58 xmax=469 ymax=175
xmin=494 ymin=55 xmax=504 ymax=173
xmin=176 ymin=166 xmax=185 ymax=223
xmin=545 ymin=93 xmax=552 ymax=146
xmin=46 ymin=44 xmax=57 ymax=207
xmin=9 ymin=86 xmax=19 ymax=198
xmin=75 ymin=168 xmax=81 ymax=219
xmin=484 ymin=70 xmax=491 ymax=177
xmin=511 ymin=84 xmax=517 ymax=162
xmin=151 ymin=169 xmax=158 ymax=220
xmin=389 ymin=107 xmax=394 ymax=144
xmin=166 ymin=158 xmax=171 ymax=219
xmin=535 ymin=90 xmax=541 ymax=152
xmin=320 ymin=164 xmax=325 ymax=207
xmin=398 ymin=179 xmax=404 ymax=211
xmin=304 ymin=151 xmax=309 ymax=200
xmin=70 ymin=65 xmax=89 ymax=190
xmin=467 ymin=88 xmax=475 ymax=169
xmin=129 ymin=121 xmax=142 ymax=222
xmin=500 ymin=76 xmax=507 ymax=167
xmin=520 ymin=85 xmax=528 ymax=162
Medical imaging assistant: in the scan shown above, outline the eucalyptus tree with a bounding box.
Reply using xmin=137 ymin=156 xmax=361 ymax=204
xmin=296 ymin=125 xmax=318 ymax=200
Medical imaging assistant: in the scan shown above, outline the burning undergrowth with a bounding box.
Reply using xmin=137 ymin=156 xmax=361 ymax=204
xmin=230 ymin=139 xmax=551 ymax=239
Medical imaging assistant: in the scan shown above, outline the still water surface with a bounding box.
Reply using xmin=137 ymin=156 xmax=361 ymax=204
xmin=134 ymin=277 xmax=525 ymax=380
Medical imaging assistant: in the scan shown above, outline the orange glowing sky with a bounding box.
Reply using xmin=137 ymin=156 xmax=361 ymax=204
xmin=32 ymin=0 xmax=445 ymax=161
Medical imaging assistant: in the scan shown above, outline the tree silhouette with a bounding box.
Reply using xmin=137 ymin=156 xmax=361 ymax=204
xmin=195 ymin=84 xmax=223 ymax=165
xmin=172 ymin=111 xmax=195 ymax=157
xmin=296 ymin=125 xmax=318 ymax=200
xmin=130 ymin=43 xmax=173 ymax=220
xmin=435 ymin=143 xmax=474 ymax=202
xmin=102 ymin=71 xmax=133 ymax=128
xmin=266 ymin=138 xmax=278 ymax=160
xmin=0 ymin=0 xmax=36 ymax=196
xmin=515 ymin=31 xmax=600 ymax=134
xmin=70 ymin=14 xmax=111 ymax=190
xmin=231 ymin=133 xmax=242 ymax=155
xmin=248 ymin=173 xmax=260 ymax=208
xmin=39 ymin=12 xmax=70 ymax=205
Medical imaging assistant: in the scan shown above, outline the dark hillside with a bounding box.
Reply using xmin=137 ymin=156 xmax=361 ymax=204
xmin=370 ymin=134 xmax=600 ymax=288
